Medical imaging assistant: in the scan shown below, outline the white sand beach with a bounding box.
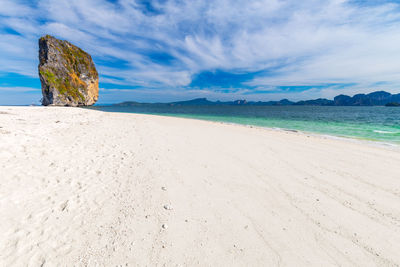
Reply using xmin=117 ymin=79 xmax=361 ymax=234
xmin=1 ymin=106 xmax=400 ymax=266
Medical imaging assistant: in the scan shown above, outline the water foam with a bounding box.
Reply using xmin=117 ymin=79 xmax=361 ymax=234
xmin=373 ymin=130 xmax=400 ymax=134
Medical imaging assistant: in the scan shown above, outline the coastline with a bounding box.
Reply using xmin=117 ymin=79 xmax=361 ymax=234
xmin=93 ymin=109 xmax=400 ymax=150
xmin=89 ymin=105 xmax=400 ymax=147
xmin=1 ymin=106 xmax=400 ymax=266
xmin=176 ymin=115 xmax=400 ymax=149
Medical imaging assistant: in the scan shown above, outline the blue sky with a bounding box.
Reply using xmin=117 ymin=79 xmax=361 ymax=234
xmin=1 ymin=0 xmax=400 ymax=104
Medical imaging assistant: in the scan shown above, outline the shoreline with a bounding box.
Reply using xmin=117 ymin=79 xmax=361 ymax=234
xmin=92 ymin=108 xmax=400 ymax=150
xmin=1 ymin=106 xmax=400 ymax=266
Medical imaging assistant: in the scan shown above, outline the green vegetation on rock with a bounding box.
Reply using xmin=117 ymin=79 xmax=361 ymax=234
xmin=40 ymin=69 xmax=56 ymax=85
xmin=56 ymin=39 xmax=98 ymax=79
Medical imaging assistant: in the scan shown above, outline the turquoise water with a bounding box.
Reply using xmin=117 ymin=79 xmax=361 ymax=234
xmin=90 ymin=105 xmax=400 ymax=144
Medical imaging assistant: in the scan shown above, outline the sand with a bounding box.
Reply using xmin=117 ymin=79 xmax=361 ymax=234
xmin=1 ymin=106 xmax=400 ymax=266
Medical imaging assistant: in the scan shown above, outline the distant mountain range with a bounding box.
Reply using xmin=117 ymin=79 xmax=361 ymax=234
xmin=114 ymin=91 xmax=400 ymax=106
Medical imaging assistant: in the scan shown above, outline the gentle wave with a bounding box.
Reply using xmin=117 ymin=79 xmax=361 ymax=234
xmin=373 ymin=130 xmax=400 ymax=134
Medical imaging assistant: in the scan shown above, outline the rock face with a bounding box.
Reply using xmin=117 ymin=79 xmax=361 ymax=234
xmin=38 ymin=35 xmax=99 ymax=106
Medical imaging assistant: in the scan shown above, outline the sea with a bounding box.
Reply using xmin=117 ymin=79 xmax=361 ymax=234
xmin=90 ymin=105 xmax=400 ymax=145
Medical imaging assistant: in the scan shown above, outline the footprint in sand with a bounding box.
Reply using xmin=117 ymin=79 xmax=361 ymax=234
xmin=60 ymin=200 xmax=69 ymax=212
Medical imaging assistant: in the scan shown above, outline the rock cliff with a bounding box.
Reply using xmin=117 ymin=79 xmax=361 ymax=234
xmin=38 ymin=35 xmax=99 ymax=106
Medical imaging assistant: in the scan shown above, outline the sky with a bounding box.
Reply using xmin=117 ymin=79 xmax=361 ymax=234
xmin=1 ymin=0 xmax=400 ymax=104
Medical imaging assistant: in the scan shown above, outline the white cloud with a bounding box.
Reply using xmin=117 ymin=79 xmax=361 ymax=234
xmin=0 ymin=86 xmax=39 ymax=92
xmin=0 ymin=0 xmax=34 ymax=17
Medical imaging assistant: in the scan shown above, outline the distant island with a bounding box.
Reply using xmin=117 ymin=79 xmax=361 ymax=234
xmin=114 ymin=90 xmax=400 ymax=107
xmin=386 ymin=102 xmax=400 ymax=107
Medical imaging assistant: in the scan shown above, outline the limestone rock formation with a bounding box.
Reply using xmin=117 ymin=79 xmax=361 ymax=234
xmin=38 ymin=35 xmax=99 ymax=106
